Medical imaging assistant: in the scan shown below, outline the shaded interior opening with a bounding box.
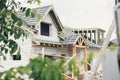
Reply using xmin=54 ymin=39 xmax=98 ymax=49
xmin=13 ymin=55 xmax=21 ymax=60
xmin=41 ymin=22 xmax=50 ymax=36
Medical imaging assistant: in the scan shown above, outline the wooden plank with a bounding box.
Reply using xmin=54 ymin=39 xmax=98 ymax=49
xmin=64 ymin=54 xmax=76 ymax=66
xmin=80 ymin=40 xmax=84 ymax=46
xmin=87 ymin=61 xmax=94 ymax=68
xmin=84 ymin=47 xmax=87 ymax=72
xmin=39 ymin=53 xmax=64 ymax=58
xmin=72 ymin=45 xmax=76 ymax=55
xmin=75 ymin=45 xmax=86 ymax=48
xmin=62 ymin=74 xmax=73 ymax=80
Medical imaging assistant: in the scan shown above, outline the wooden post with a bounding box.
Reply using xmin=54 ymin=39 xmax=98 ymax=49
xmin=72 ymin=45 xmax=76 ymax=56
xmin=90 ymin=30 xmax=92 ymax=42
xmin=84 ymin=47 xmax=87 ymax=72
xmin=72 ymin=45 xmax=76 ymax=79
xmin=42 ymin=47 xmax=44 ymax=60
xmin=95 ymin=30 xmax=98 ymax=44
xmin=86 ymin=30 xmax=88 ymax=40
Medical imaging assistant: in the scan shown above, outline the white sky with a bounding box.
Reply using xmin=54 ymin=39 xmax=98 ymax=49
xmin=20 ymin=0 xmax=116 ymax=39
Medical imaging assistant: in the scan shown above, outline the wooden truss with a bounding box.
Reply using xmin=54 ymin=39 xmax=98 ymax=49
xmin=72 ymin=36 xmax=87 ymax=72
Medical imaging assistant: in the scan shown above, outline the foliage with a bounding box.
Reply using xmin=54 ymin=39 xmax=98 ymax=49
xmin=0 ymin=56 xmax=81 ymax=80
xmin=68 ymin=58 xmax=80 ymax=76
xmin=81 ymin=52 xmax=94 ymax=64
xmin=0 ymin=0 xmax=40 ymax=59
xmin=87 ymin=51 xmax=94 ymax=62
xmin=109 ymin=44 xmax=117 ymax=51
xmin=0 ymin=56 xmax=65 ymax=80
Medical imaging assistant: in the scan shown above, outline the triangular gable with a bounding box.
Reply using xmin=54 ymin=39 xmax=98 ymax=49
xmin=63 ymin=34 xmax=87 ymax=46
xmin=39 ymin=5 xmax=63 ymax=31
xmin=73 ymin=36 xmax=87 ymax=46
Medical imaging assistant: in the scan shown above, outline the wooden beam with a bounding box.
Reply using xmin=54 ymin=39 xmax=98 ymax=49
xmin=75 ymin=45 xmax=86 ymax=48
xmin=87 ymin=61 xmax=94 ymax=68
xmin=77 ymin=38 xmax=81 ymax=45
xmin=62 ymin=74 xmax=73 ymax=80
xmin=64 ymin=54 xmax=76 ymax=66
xmin=39 ymin=53 xmax=64 ymax=58
xmin=84 ymin=47 xmax=87 ymax=72
xmin=80 ymin=40 xmax=84 ymax=46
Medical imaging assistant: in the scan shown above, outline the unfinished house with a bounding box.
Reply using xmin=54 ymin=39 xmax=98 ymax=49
xmin=0 ymin=5 xmax=105 ymax=79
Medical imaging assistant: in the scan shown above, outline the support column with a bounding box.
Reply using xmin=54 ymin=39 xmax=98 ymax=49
xmin=82 ymin=30 xmax=84 ymax=36
xmin=72 ymin=45 xmax=76 ymax=56
xmin=86 ymin=30 xmax=88 ymax=40
xmin=102 ymin=32 xmax=104 ymax=43
xmin=84 ymin=47 xmax=87 ymax=72
xmin=94 ymin=31 xmax=95 ymax=43
xmin=72 ymin=45 xmax=76 ymax=79
xmin=98 ymin=32 xmax=100 ymax=44
xmin=95 ymin=30 xmax=98 ymax=44
xmin=90 ymin=30 xmax=92 ymax=42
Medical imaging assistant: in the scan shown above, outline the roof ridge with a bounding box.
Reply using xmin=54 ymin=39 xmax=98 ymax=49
xmin=34 ymin=5 xmax=52 ymax=9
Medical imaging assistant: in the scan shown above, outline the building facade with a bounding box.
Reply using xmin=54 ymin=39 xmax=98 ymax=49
xmin=0 ymin=5 xmax=105 ymax=79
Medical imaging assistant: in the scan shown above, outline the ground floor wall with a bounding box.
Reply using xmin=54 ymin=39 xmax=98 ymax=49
xmin=0 ymin=42 xmax=102 ymax=74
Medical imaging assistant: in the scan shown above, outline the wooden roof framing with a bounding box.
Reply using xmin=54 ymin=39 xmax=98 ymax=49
xmin=72 ymin=37 xmax=87 ymax=72
xmin=73 ymin=28 xmax=105 ymax=32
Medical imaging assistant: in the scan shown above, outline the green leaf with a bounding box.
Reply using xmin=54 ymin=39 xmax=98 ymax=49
xmin=0 ymin=72 xmax=5 ymax=77
xmin=11 ymin=13 xmax=18 ymax=23
xmin=5 ymin=71 xmax=11 ymax=80
xmin=9 ymin=40 xmax=18 ymax=54
xmin=27 ymin=0 xmax=32 ymax=4
xmin=1 ymin=47 xmax=4 ymax=51
xmin=109 ymin=44 xmax=116 ymax=51
xmin=80 ymin=59 xmax=84 ymax=65
xmin=3 ymin=40 xmax=8 ymax=44
xmin=17 ymin=19 xmax=22 ymax=26
xmin=17 ymin=47 xmax=20 ymax=54
xmin=25 ymin=8 xmax=31 ymax=17
xmin=36 ymin=0 xmax=41 ymax=4
xmin=10 ymin=30 xmax=13 ymax=35
xmin=3 ymin=55 xmax=6 ymax=60
xmin=37 ymin=14 xmax=41 ymax=20
xmin=68 ymin=58 xmax=80 ymax=76
xmin=0 ymin=36 xmax=4 ymax=41
xmin=16 ymin=30 xmax=22 ymax=39
xmin=20 ymin=29 xmax=25 ymax=37
xmin=5 ymin=48 xmax=8 ymax=54
xmin=10 ymin=44 xmax=18 ymax=54
xmin=17 ymin=66 xmax=27 ymax=74
xmin=23 ymin=7 xmax=26 ymax=12
xmin=20 ymin=7 xmax=23 ymax=10
xmin=31 ymin=11 xmax=35 ymax=18
xmin=87 ymin=52 xmax=94 ymax=62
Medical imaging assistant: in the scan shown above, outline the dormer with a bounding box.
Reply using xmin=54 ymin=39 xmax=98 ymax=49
xmin=17 ymin=5 xmax=64 ymax=42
